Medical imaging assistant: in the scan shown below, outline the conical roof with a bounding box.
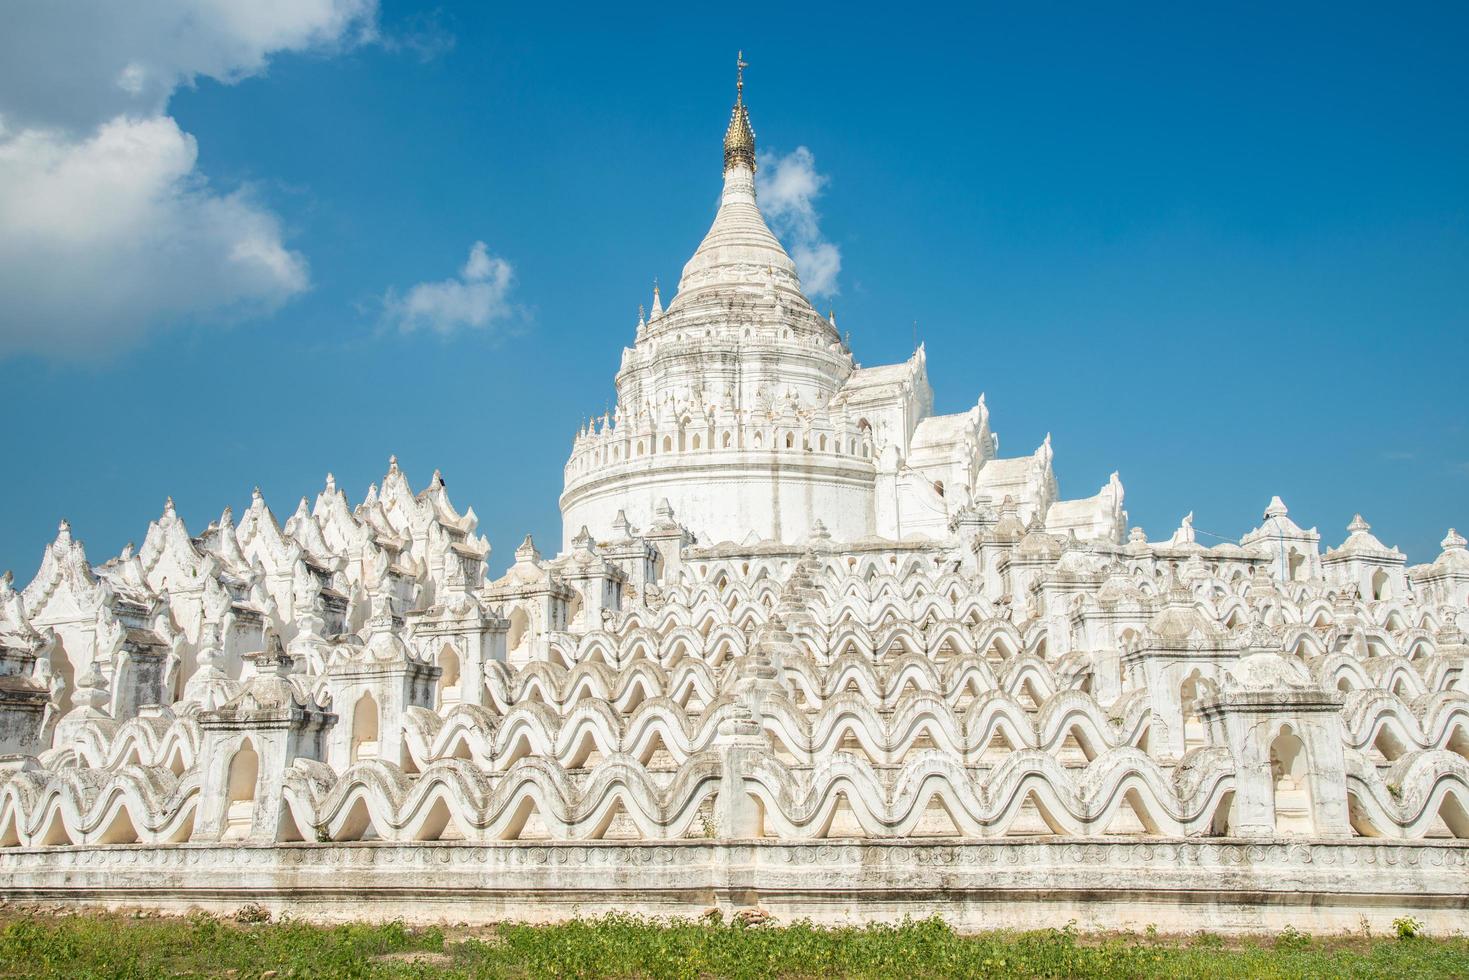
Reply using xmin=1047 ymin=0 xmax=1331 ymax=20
xmin=668 ymin=58 xmax=826 ymax=332
xmin=674 ymin=160 xmax=803 ymax=302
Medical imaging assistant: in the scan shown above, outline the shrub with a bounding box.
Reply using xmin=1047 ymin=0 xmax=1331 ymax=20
xmin=234 ymin=902 xmax=272 ymax=925
xmin=1275 ymin=924 xmax=1311 ymax=951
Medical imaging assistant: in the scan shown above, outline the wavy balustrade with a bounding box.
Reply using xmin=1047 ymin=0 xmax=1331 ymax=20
xmin=4 ymin=492 xmax=1469 ymax=860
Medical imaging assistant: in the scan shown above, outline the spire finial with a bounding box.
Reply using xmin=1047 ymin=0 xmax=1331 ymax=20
xmin=723 ymin=52 xmax=756 ymax=173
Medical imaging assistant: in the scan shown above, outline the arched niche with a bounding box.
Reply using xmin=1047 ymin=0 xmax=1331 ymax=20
xmin=1269 ymin=728 xmax=1313 ymax=836
xmin=222 ymin=739 xmax=260 ymax=841
xmin=351 ymin=691 xmax=381 ymax=762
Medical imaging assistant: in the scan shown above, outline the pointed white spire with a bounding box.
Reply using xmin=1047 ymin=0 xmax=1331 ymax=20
xmin=514 ymin=534 xmax=541 ymax=564
xmin=1169 ymin=511 xmax=1196 ymax=546
xmin=650 ymin=279 xmax=663 ymax=317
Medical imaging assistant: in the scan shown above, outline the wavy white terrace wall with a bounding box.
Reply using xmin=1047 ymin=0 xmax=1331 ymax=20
xmin=2 ymin=463 xmax=1468 ymax=925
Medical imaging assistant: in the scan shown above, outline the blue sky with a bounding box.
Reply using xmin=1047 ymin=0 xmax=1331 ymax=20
xmin=2 ymin=2 xmax=1466 ymax=581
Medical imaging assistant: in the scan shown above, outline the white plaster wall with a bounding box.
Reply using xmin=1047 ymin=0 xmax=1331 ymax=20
xmin=561 ymin=451 xmax=876 ymax=549
xmin=3 ymin=839 xmax=1465 ymax=935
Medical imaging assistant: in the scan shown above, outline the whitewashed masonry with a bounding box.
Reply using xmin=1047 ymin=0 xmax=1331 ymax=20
xmin=0 ymin=67 xmax=1466 ymax=932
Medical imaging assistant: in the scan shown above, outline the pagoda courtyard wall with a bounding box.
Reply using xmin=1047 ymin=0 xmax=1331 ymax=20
xmin=1 ymin=838 xmax=1464 ymax=934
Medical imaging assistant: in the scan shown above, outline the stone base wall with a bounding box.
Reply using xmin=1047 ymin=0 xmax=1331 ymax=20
xmin=3 ymin=837 xmax=1465 ymax=934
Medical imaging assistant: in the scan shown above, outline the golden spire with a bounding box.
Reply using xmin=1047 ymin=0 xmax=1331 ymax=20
xmin=723 ymin=50 xmax=756 ymax=173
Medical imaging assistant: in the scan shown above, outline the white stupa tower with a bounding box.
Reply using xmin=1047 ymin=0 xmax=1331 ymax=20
xmin=560 ymin=56 xmax=873 ymax=548
xmin=561 ymin=56 xmax=1126 ymax=549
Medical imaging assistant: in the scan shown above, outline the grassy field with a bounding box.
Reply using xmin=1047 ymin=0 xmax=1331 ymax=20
xmin=0 ymin=907 xmax=1465 ymax=978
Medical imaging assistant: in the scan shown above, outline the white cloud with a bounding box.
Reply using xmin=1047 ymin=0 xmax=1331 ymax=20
xmin=757 ymin=146 xmax=842 ymax=298
xmin=0 ymin=1 xmax=378 ymax=132
xmin=0 ymin=117 xmax=310 ymax=359
xmin=379 ymin=9 xmax=457 ymax=64
xmin=0 ymin=1 xmax=378 ymax=362
xmin=384 ymin=242 xmax=517 ymax=335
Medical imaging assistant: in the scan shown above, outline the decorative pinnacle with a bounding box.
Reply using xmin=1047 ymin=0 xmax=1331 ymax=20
xmin=723 ymin=51 xmax=756 ymax=173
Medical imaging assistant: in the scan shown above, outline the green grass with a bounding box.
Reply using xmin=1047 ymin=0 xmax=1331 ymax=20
xmin=0 ymin=908 xmax=1466 ymax=978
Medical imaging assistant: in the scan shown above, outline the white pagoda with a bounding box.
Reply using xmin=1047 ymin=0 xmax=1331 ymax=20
xmin=562 ymin=61 xmax=1121 ymax=549
xmin=0 ymin=60 xmax=1465 ymax=934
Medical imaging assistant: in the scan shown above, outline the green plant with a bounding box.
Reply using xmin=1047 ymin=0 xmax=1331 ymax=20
xmin=1275 ymin=924 xmax=1311 ymax=951
xmin=4 ymin=908 xmax=1469 ymax=978
xmin=1396 ymin=915 xmax=1424 ymax=940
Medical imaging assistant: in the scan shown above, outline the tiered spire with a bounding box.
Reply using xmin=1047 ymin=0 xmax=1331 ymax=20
xmin=723 ymin=51 xmax=756 ymax=173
